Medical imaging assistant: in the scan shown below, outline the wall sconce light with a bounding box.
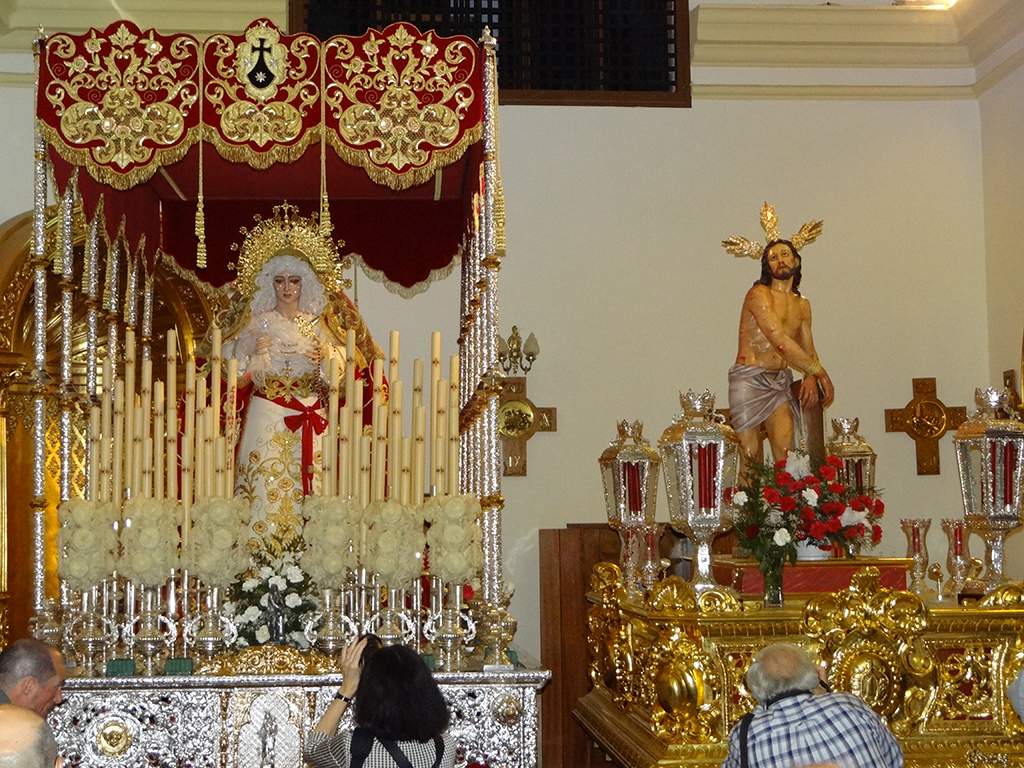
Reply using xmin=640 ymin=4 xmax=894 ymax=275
xmin=497 ymin=326 xmax=540 ymax=375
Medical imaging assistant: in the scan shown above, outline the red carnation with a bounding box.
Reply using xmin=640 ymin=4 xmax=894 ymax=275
xmin=826 ymin=517 xmax=842 ymax=533
xmin=851 ymin=497 xmax=866 ymax=512
xmin=873 ymin=498 xmax=885 ymax=517
xmin=844 ymin=526 xmax=860 ymax=540
xmin=775 ymin=458 xmax=788 ymax=469
xmin=819 ymin=465 xmax=837 ymax=481
xmin=809 ymin=521 xmax=827 ymax=540
xmin=775 ymin=471 xmax=795 ymax=488
xmin=871 ymin=524 xmax=883 ymax=545
xmin=826 ymin=455 xmax=844 ymax=469
xmin=822 ymin=501 xmax=843 ymax=516
xmin=745 ymin=525 xmax=760 ymax=540
xmin=828 ymin=482 xmax=846 ymax=495
xmin=804 ymin=475 xmax=820 ymax=487
xmin=791 ymin=480 xmax=806 ymax=492
xmin=801 ymin=506 xmax=816 ymax=523
xmin=780 ymin=495 xmax=797 ymax=512
xmin=763 ymin=487 xmax=782 ymax=504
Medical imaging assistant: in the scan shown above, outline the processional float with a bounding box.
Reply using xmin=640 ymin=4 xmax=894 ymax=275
xmin=6 ymin=16 xmax=545 ymax=768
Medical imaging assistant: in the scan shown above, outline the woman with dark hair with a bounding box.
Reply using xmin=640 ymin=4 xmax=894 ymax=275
xmin=305 ymin=637 xmax=455 ymax=768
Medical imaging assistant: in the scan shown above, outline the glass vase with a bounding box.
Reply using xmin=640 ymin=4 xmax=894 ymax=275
xmin=761 ymin=559 xmax=784 ymax=608
xmin=900 ymin=518 xmax=930 ymax=595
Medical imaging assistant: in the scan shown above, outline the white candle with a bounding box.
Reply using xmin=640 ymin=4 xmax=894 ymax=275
xmin=388 ymin=330 xmax=400 ymax=389
xmin=112 ymin=379 xmax=124 ymax=510
xmin=359 ymin=435 xmax=372 ymax=509
xmin=373 ymin=404 xmax=388 ymax=501
xmin=226 ymin=358 xmax=238 ymax=495
xmin=165 ymin=330 xmax=178 ymax=502
xmin=133 ymin=401 xmax=144 ymax=498
xmin=88 ymin=406 xmax=101 ymax=501
xmin=338 ymin=405 xmax=351 ymax=498
xmin=211 ymin=325 xmax=222 ymax=442
xmin=100 ymin=358 xmax=113 ymax=503
xmin=400 ymin=436 xmax=412 ymax=505
xmin=412 ymin=358 xmax=424 ymax=414
xmin=215 ymin=436 xmax=226 ymax=498
xmin=325 ymin=357 xmax=340 ymax=497
xmin=413 ymin=405 xmax=425 ymax=504
xmin=123 ymin=330 xmax=136 ymax=498
xmin=153 ymin=381 xmax=164 ymax=500
xmin=428 ymin=333 xmax=441 ymax=487
xmin=448 ymin=386 xmax=460 ymax=497
xmin=387 ymin=380 xmax=403 ymax=500
xmin=182 ymin=357 xmax=195 ymax=545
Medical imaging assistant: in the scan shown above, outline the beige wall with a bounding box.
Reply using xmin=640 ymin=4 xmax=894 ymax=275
xmin=980 ymin=62 xmax=1024 ymax=580
xmin=0 ymin=63 xmax=1013 ymax=660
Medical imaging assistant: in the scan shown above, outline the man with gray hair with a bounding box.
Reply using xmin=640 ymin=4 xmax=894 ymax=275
xmin=722 ymin=643 xmax=902 ymax=768
xmin=0 ymin=704 xmax=60 ymax=767
xmin=0 ymin=640 xmax=66 ymax=717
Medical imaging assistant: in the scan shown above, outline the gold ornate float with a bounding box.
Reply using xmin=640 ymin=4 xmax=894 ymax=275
xmin=575 ymin=565 xmax=1024 ymax=768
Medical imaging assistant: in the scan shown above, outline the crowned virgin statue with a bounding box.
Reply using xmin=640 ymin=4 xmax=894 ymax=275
xmin=219 ymin=203 xmax=380 ymax=560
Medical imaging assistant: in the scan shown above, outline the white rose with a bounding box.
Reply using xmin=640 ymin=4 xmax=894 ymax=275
xmin=210 ymin=527 xmax=235 ymax=550
xmin=773 ymin=528 xmax=792 ymax=547
xmin=254 ymin=625 xmax=271 ymax=643
xmin=379 ymin=500 xmax=406 ymax=526
xmin=242 ymin=578 xmax=259 ymax=592
xmin=285 ymin=565 xmax=304 ymax=583
xmin=375 ymin=535 xmax=399 ymax=555
xmin=285 ymin=593 xmax=302 ymax=608
xmin=732 ymin=491 xmax=748 ymax=506
xmin=71 ymin=528 xmax=99 ymax=552
xmin=323 ymin=525 xmax=348 ymax=547
xmin=268 ymin=575 xmax=287 ymax=590
xmin=259 ymin=566 xmax=273 ymax=579
xmin=259 ymin=593 xmax=269 ymax=607
xmin=242 ymin=606 xmax=261 ymax=623
xmin=442 ymin=525 xmax=471 ymax=548
xmin=802 ymin=488 xmax=819 ymax=506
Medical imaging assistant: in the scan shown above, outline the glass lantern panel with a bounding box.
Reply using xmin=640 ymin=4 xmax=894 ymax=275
xmin=687 ymin=441 xmax=719 ymax=514
xmin=956 ymin=439 xmax=983 ymax=519
xmin=988 ymin=435 xmax=1022 ymax=520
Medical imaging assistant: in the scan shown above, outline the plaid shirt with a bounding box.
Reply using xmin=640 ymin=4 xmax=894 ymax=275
xmin=722 ymin=691 xmax=903 ymax=768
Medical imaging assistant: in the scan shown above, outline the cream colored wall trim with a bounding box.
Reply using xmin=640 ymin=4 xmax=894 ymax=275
xmin=0 ymin=70 xmax=29 ymax=85
xmin=955 ymin=0 xmax=1024 ymax=66
xmin=693 ymin=83 xmax=977 ymax=101
xmin=693 ymin=5 xmax=969 ymax=68
xmin=0 ymin=0 xmax=288 ymax=52
xmin=974 ymin=45 xmax=1024 ymax=96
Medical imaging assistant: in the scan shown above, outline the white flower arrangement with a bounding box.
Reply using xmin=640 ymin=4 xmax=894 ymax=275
xmin=364 ymin=499 xmax=424 ymax=587
xmin=58 ymin=500 xmax=119 ymax=592
xmin=423 ymin=494 xmax=483 ymax=585
xmin=299 ymin=496 xmax=362 ymax=589
xmin=118 ymin=498 xmax=181 ymax=586
xmin=229 ymin=550 xmax=318 ymax=649
xmin=185 ymin=497 xmax=250 ymax=587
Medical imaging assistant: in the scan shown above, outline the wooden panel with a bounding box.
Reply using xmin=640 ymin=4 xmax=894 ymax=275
xmin=540 ymin=523 xmax=678 ymax=768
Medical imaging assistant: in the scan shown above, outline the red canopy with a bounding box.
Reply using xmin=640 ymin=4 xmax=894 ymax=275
xmin=39 ymin=18 xmax=485 ymax=293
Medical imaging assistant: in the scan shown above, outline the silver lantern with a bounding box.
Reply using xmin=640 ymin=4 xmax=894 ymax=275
xmin=954 ymin=387 xmax=1024 ymax=592
xmin=826 ymin=417 xmax=876 ymax=495
xmin=659 ymin=390 xmax=740 ymax=596
xmin=599 ymin=420 xmax=661 ymax=597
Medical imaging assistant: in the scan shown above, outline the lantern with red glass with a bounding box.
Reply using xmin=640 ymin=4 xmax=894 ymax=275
xmin=659 ymin=390 xmax=740 ymax=596
xmin=599 ymin=420 xmax=661 ymax=597
xmin=954 ymin=387 xmax=1024 ymax=592
xmin=825 ymin=417 xmax=877 ymax=495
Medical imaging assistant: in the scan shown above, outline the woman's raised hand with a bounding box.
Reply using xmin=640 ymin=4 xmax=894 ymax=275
xmin=337 ymin=636 xmax=368 ymax=699
xmin=255 ymin=335 xmax=272 ymax=355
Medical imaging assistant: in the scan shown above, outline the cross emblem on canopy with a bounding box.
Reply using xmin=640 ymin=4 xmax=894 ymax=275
xmin=884 ymin=377 xmax=966 ymax=475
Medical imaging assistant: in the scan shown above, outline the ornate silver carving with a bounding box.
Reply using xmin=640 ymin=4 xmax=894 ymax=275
xmin=54 ymin=668 xmax=548 ymax=767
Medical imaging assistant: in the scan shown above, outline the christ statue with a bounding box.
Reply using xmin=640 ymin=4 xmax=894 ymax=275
xmin=722 ymin=204 xmax=834 ymax=463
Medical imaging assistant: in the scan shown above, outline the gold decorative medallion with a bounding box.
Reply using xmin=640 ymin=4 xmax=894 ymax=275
xmin=96 ymin=720 xmax=132 ymax=757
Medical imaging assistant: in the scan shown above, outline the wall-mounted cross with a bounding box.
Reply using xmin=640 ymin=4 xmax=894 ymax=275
xmin=884 ymin=377 xmax=966 ymax=475
xmin=498 ymin=376 xmax=556 ymax=476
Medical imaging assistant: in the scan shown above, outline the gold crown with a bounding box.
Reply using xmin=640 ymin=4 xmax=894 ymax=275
xmin=721 ymin=202 xmax=824 ymax=260
xmin=230 ymin=202 xmax=352 ymax=298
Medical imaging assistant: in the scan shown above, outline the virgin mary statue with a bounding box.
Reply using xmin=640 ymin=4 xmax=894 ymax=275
xmin=221 ymin=203 xmax=380 ymax=560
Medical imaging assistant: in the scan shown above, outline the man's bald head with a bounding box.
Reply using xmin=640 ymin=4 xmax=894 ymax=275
xmin=0 ymin=641 xmax=65 ymax=716
xmin=746 ymin=643 xmax=820 ymax=704
xmin=0 ymin=704 xmax=58 ymax=767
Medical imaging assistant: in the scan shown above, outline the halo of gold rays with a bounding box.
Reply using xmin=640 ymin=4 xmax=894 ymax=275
xmin=721 ymin=201 xmax=824 ymax=260
xmin=230 ymin=201 xmax=352 ymax=299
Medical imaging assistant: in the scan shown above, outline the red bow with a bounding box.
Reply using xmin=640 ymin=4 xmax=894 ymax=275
xmin=261 ymin=394 xmax=327 ymax=495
